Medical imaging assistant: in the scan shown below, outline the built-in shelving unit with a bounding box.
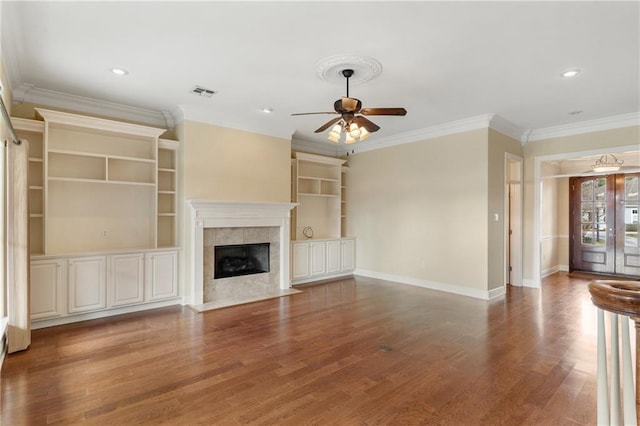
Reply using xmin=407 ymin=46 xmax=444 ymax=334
xmin=13 ymin=118 xmax=46 ymax=254
xmin=157 ymin=140 xmax=178 ymax=248
xmin=292 ymin=152 xmax=346 ymax=240
xmin=341 ymin=165 xmax=349 ymax=237
xmin=290 ymin=152 xmax=354 ymax=284
xmin=12 ymin=109 xmax=181 ymax=328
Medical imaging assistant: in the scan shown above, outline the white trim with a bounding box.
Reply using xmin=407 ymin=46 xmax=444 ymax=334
xmin=541 ymin=234 xmax=570 ymax=240
xmin=292 ymin=137 xmax=343 ymax=157
xmin=542 ymin=265 xmax=561 ymax=278
xmin=522 ymin=279 xmax=540 ymax=289
xmin=488 ymin=286 xmax=507 ymax=299
xmin=346 ymin=114 xmax=494 ymax=155
xmin=291 ymin=271 xmax=353 ymax=286
xmin=526 ymin=112 xmax=640 ymax=143
xmin=36 ymin=107 xmax=165 ymax=138
xmin=354 ymin=269 xmax=502 ymax=301
xmin=30 ymin=298 xmax=181 ymax=330
xmin=541 ymin=264 xmax=570 ymax=278
xmin=186 ymin=200 xmax=297 ymax=306
xmin=533 ymin=145 xmax=639 ymax=288
xmin=504 ymin=153 xmax=523 ymax=288
xmin=13 ymin=84 xmax=172 ymax=129
xmin=10 ymin=117 xmax=44 ymax=133
xmin=491 ymin=115 xmax=525 ymax=142
xmin=533 ymin=157 xmax=543 ymax=288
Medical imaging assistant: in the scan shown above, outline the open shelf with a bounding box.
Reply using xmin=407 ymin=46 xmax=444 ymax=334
xmin=293 ymin=152 xmax=346 ymax=240
xmin=14 ymin=111 xmax=179 ymax=256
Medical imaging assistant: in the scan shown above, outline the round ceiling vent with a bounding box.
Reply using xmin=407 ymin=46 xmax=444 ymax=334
xmin=315 ymin=55 xmax=383 ymax=86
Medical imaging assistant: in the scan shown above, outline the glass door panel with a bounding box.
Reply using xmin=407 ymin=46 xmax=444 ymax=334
xmin=571 ymin=176 xmax=615 ymax=274
xmin=616 ymin=174 xmax=640 ymax=276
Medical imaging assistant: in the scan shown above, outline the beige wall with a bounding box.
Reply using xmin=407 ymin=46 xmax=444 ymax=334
xmin=522 ymin=126 xmax=639 ymax=282
xmin=182 ymin=120 xmax=290 ymax=202
xmin=487 ymin=129 xmax=523 ymax=290
xmin=348 ymin=129 xmax=490 ymax=292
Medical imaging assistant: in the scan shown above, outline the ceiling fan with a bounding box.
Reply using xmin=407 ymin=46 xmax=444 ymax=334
xmin=292 ymin=69 xmax=407 ymax=143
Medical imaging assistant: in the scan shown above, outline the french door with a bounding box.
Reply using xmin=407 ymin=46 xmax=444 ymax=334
xmin=570 ymin=173 xmax=640 ymax=277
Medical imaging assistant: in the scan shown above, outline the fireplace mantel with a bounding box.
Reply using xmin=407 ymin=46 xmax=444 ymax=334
xmin=186 ymin=200 xmax=297 ymax=306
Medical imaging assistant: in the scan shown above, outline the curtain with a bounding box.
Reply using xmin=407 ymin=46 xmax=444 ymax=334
xmin=7 ymin=138 xmax=29 ymax=353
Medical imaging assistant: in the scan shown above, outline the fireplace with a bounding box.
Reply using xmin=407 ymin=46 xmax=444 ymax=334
xmin=187 ymin=200 xmax=297 ymax=308
xmin=214 ymin=242 xmax=270 ymax=279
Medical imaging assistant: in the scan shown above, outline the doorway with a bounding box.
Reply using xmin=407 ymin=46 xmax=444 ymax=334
xmin=570 ymin=173 xmax=640 ymax=276
xmin=505 ymin=154 xmax=523 ymax=286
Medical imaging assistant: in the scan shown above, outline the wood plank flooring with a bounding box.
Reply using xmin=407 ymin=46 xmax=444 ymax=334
xmin=2 ymin=273 xmax=599 ymax=425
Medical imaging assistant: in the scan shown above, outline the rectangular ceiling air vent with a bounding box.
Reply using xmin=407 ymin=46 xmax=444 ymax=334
xmin=191 ymin=86 xmax=217 ymax=98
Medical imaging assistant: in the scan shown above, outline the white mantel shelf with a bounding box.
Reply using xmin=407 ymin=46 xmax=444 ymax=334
xmin=186 ymin=200 xmax=298 ymax=307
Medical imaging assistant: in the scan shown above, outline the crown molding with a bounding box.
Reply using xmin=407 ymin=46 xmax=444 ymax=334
xmin=36 ymin=108 xmax=165 ymax=138
xmin=489 ymin=115 xmax=525 ymax=142
xmin=344 ymin=114 xmax=495 ymax=155
xmin=11 ymin=83 xmax=173 ymax=129
xmin=291 ymin=136 xmax=343 ymax=157
xmin=524 ymin=112 xmax=640 ymax=143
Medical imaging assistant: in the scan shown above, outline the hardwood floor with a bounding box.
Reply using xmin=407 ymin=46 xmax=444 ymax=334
xmin=2 ymin=273 xmax=599 ymax=425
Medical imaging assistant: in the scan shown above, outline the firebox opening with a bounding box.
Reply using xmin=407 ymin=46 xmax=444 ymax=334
xmin=214 ymin=242 xmax=270 ymax=279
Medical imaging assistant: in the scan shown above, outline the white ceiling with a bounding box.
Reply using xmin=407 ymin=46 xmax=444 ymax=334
xmin=2 ymin=1 xmax=639 ymax=148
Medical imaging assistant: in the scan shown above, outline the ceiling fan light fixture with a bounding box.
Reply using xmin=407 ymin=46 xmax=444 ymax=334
xmin=592 ymin=154 xmax=624 ymax=173
xmin=328 ymin=124 xmax=342 ymax=143
xmin=349 ymin=122 xmax=361 ymax=138
xmin=358 ymin=127 xmax=371 ymax=141
xmin=344 ymin=133 xmax=356 ymax=144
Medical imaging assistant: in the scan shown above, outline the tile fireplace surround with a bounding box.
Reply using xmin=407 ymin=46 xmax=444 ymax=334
xmin=186 ymin=200 xmax=297 ymax=309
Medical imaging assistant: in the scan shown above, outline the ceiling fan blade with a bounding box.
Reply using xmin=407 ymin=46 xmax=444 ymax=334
xmin=314 ymin=117 xmax=342 ymax=133
xmin=353 ymin=116 xmax=380 ymax=132
xmin=360 ymin=107 xmax=407 ymax=116
xmin=334 ymin=97 xmax=362 ymax=113
xmin=291 ymin=112 xmax=338 ymax=116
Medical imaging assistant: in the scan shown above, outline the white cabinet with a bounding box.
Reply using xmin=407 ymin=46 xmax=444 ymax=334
xmin=292 ymin=242 xmax=310 ymax=279
xmin=30 ymin=249 xmax=180 ymax=327
xmin=109 ymin=253 xmax=145 ymax=307
xmin=309 ymin=241 xmax=327 ymax=276
xmin=30 ymin=258 xmax=66 ymax=319
xmin=341 ymin=238 xmax=355 ymax=272
xmin=68 ymin=256 xmax=106 ymax=314
xmin=326 ymin=240 xmax=341 ymax=274
xmin=146 ymin=251 xmax=178 ymax=301
xmin=291 ymin=238 xmax=355 ymax=285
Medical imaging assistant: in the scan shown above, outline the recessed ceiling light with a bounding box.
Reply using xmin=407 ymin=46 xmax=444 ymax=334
xmin=261 ymin=107 xmax=274 ymax=114
xmin=561 ymin=69 xmax=581 ymax=78
xmin=110 ymin=68 xmax=128 ymax=76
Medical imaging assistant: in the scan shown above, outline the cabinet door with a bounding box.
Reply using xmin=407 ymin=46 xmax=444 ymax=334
xmin=341 ymin=238 xmax=355 ymax=271
xmin=292 ymin=243 xmax=310 ymax=279
xmin=30 ymin=259 xmax=66 ymax=319
xmin=109 ymin=253 xmax=145 ymax=307
xmin=309 ymin=241 xmax=326 ymax=276
xmin=68 ymin=256 xmax=106 ymax=314
xmin=326 ymin=240 xmax=341 ymax=274
xmin=146 ymin=251 xmax=178 ymax=301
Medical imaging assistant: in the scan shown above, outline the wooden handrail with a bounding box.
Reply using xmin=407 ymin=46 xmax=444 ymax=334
xmin=589 ymin=280 xmax=640 ymax=425
xmin=590 ymin=280 xmax=640 ymax=319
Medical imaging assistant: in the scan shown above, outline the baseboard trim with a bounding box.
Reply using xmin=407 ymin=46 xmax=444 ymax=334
xmin=354 ymin=269 xmax=502 ymax=301
xmin=522 ymin=278 xmax=540 ymax=289
xmin=291 ymin=271 xmax=353 ymax=286
xmin=31 ymin=298 xmax=182 ymax=330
